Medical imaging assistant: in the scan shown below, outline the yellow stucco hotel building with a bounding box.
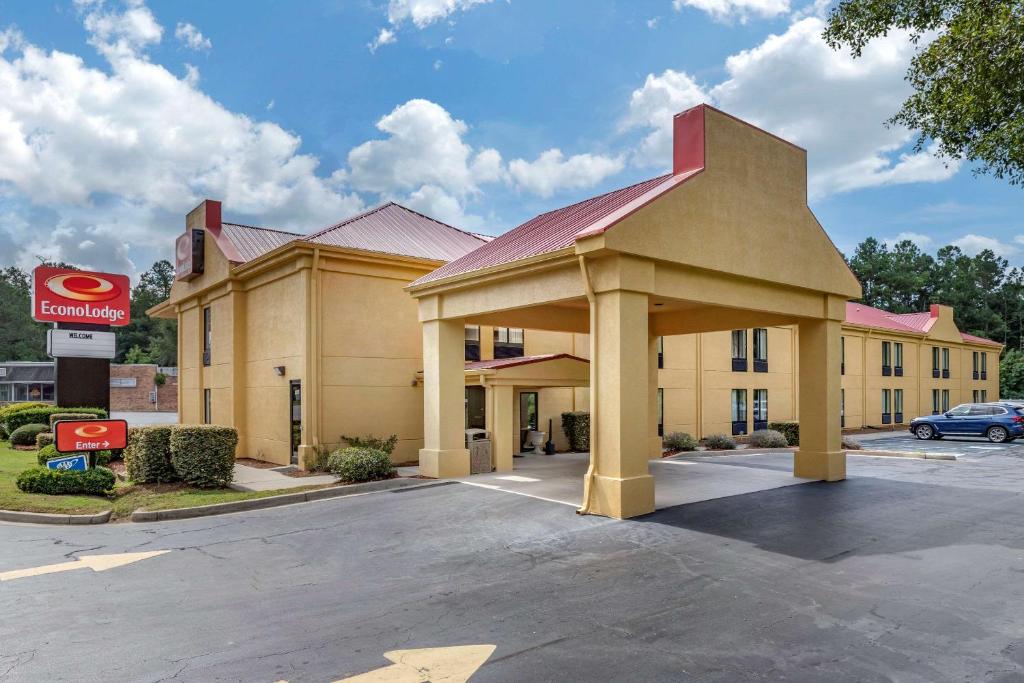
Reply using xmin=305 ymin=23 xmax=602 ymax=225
xmin=151 ymin=105 xmax=1002 ymax=483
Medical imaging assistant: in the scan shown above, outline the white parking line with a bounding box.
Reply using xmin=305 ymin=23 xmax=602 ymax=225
xmin=457 ymin=480 xmax=579 ymax=507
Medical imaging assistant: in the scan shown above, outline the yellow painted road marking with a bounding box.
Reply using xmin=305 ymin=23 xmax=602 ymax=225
xmin=336 ymin=644 xmax=496 ymax=682
xmin=0 ymin=550 xmax=170 ymax=582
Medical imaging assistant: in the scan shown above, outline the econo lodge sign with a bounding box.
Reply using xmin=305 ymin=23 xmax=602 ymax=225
xmin=32 ymin=266 xmax=130 ymax=326
xmin=54 ymin=420 xmax=128 ymax=453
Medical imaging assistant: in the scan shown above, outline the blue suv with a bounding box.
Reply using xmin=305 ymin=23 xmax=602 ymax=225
xmin=910 ymin=403 xmax=1024 ymax=443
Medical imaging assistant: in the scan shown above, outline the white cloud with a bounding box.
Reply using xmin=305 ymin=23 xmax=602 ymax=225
xmin=952 ymin=234 xmax=1018 ymax=258
xmin=884 ymin=232 xmax=933 ymax=250
xmin=508 ymin=149 xmax=625 ymax=198
xmin=0 ymin=0 xmax=364 ymax=273
xmin=624 ymin=17 xmax=960 ymax=197
xmin=368 ymin=27 xmax=396 ymax=53
xmin=174 ymin=22 xmax=211 ymax=51
xmin=647 ymin=17 xmax=660 ymax=29
xmin=673 ymin=0 xmax=789 ymax=23
xmin=387 ymin=0 xmax=493 ymax=29
xmin=433 ymin=59 xmax=443 ymax=70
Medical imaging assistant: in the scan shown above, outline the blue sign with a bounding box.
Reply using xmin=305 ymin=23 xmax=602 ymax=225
xmin=46 ymin=454 xmax=88 ymax=472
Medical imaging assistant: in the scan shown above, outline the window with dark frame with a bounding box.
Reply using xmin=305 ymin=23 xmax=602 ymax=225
xmin=841 ymin=336 xmax=845 ymax=375
xmin=753 ymin=388 xmax=768 ymax=430
xmin=973 ymin=351 xmax=980 ymax=380
xmin=932 ymin=346 xmax=940 ymax=378
xmin=932 ymin=389 xmax=941 ymax=414
xmin=731 ymin=389 xmax=748 ymax=435
xmin=753 ymin=328 xmax=768 ymax=372
xmin=841 ymin=388 xmax=845 ymax=428
xmin=464 ymin=325 xmax=481 ymax=361
xmin=494 ymin=327 xmax=525 ymax=359
xmin=981 ymin=389 xmax=988 ymax=402
xmin=894 ymin=388 xmax=903 ymax=423
xmin=202 ymin=306 xmax=212 ymax=367
xmin=731 ymin=330 xmax=747 ymax=372
xmin=203 ymin=388 xmax=212 ymax=424
xmin=881 ymin=388 xmax=892 ymax=424
xmin=658 ymin=336 xmax=664 ymax=369
xmin=981 ymin=352 xmax=988 ymax=380
xmin=657 ymin=388 xmax=664 ymax=437
xmin=881 ymin=341 xmax=892 ymax=376
xmin=894 ymin=343 xmax=903 ymax=376
xmin=942 ymin=389 xmax=950 ymax=412
xmin=942 ymin=347 xmax=950 ymax=378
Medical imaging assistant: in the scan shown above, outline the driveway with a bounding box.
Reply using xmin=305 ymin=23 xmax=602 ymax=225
xmin=3 ymin=452 xmax=1024 ymax=681
xmin=852 ymin=431 xmax=1024 ymax=459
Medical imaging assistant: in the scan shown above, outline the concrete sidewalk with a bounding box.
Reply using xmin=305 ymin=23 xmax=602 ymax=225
xmin=231 ymin=464 xmax=337 ymax=492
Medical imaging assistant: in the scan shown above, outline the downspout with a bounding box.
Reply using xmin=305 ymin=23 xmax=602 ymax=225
xmin=577 ymin=255 xmax=598 ymax=515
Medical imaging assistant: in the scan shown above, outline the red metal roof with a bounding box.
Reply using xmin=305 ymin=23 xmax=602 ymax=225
xmin=413 ymin=173 xmax=680 ymax=286
xmin=845 ymin=302 xmax=1001 ymax=347
xmin=961 ymin=332 xmax=1003 ymax=348
xmin=304 ymin=202 xmax=486 ymax=262
xmin=464 ymin=353 xmax=588 ymax=371
xmin=221 ymin=223 xmax=303 ymax=263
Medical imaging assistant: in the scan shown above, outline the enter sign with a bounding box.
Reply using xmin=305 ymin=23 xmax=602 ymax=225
xmin=54 ymin=419 xmax=128 ymax=453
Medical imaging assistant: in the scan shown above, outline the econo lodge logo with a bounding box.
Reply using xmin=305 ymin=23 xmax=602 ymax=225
xmin=73 ymin=424 xmax=109 ymax=439
xmin=32 ymin=266 xmax=131 ymax=326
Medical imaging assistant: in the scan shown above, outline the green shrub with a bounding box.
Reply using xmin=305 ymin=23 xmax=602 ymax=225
xmin=340 ymin=434 xmax=399 ymax=456
xmin=0 ymin=423 xmax=8 ymax=441
xmin=16 ymin=466 xmax=116 ymax=496
xmin=10 ymin=423 xmax=49 ymax=447
xmin=749 ymin=429 xmax=790 ymax=448
xmin=328 ymin=447 xmax=395 ymax=482
xmin=5 ymin=406 xmax=106 ymax=433
xmin=703 ymin=434 xmax=737 ymax=450
xmin=304 ymin=444 xmax=332 ymax=473
xmin=664 ymin=432 xmax=698 ymax=451
xmin=37 ymin=445 xmax=111 ymax=467
xmin=0 ymin=402 xmax=47 ymax=423
xmin=48 ymin=412 xmax=99 ymax=429
xmin=169 ymin=425 xmax=238 ymax=488
xmin=560 ymin=411 xmax=590 ymax=451
xmin=768 ymin=421 xmax=799 ymax=446
xmin=124 ymin=426 xmax=176 ymax=483
xmin=36 ymin=432 xmax=54 ymax=449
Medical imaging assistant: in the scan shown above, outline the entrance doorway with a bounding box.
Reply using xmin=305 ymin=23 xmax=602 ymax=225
xmin=289 ymin=380 xmax=301 ymax=465
xmin=519 ymin=391 xmax=538 ymax=451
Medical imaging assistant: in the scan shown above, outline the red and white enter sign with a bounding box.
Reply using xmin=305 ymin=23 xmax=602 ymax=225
xmin=54 ymin=420 xmax=128 ymax=453
xmin=31 ymin=266 xmax=131 ymax=326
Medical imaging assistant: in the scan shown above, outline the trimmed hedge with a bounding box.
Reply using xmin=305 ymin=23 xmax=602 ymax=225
xmin=48 ymin=412 xmax=99 ymax=428
xmin=124 ymin=426 xmax=176 ymax=483
xmin=749 ymin=429 xmax=789 ymax=448
xmin=10 ymin=423 xmax=49 ymax=447
xmin=37 ymin=445 xmax=111 ymax=467
xmin=169 ymin=425 xmax=238 ymax=488
xmin=16 ymin=466 xmax=116 ymax=496
xmin=0 ymin=402 xmax=48 ymax=423
xmin=561 ymin=411 xmax=590 ymax=451
xmin=328 ymin=447 xmax=394 ymax=482
xmin=768 ymin=421 xmax=799 ymax=446
xmin=0 ymin=423 xmax=8 ymax=441
xmin=340 ymin=434 xmax=399 ymax=456
xmin=664 ymin=432 xmax=698 ymax=451
xmin=703 ymin=434 xmax=737 ymax=450
xmin=36 ymin=432 xmax=54 ymax=449
xmin=5 ymin=406 xmax=106 ymax=433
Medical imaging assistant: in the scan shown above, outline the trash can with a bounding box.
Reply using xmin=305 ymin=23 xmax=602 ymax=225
xmin=465 ymin=429 xmax=492 ymax=474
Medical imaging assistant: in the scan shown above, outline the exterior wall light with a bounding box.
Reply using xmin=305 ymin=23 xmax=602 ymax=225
xmin=273 ymin=366 xmax=286 ymax=376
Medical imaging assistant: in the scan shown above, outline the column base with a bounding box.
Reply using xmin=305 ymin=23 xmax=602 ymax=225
xmin=648 ymin=436 xmax=664 ymax=460
xmin=296 ymin=445 xmax=317 ymax=471
xmin=794 ymin=449 xmax=846 ymax=481
xmin=419 ymin=448 xmax=470 ymax=478
xmin=585 ymin=473 xmax=655 ymax=519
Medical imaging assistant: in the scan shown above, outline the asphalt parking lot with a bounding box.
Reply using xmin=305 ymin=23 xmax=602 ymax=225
xmin=854 ymin=432 xmax=1024 ymax=459
xmin=4 ymin=451 xmax=1024 ymax=681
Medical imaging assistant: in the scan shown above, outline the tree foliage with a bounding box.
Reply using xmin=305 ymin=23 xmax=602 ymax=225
xmin=824 ymin=0 xmax=1024 ymax=185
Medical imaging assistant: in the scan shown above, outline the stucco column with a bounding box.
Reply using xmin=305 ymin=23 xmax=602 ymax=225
xmin=588 ymin=289 xmax=656 ymax=519
xmin=648 ymin=332 xmax=662 ymax=459
xmin=491 ymin=385 xmax=514 ymax=472
xmin=420 ymin=317 xmax=471 ymax=478
xmin=795 ymin=317 xmax=845 ymax=481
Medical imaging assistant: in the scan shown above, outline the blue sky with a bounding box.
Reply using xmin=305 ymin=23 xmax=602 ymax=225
xmin=0 ymin=0 xmax=1021 ymax=279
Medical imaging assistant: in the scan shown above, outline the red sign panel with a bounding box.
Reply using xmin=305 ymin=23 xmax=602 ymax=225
xmin=32 ymin=266 xmax=130 ymax=326
xmin=54 ymin=420 xmax=128 ymax=453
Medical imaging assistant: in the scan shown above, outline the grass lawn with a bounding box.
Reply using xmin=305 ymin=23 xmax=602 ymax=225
xmin=0 ymin=440 xmax=328 ymax=520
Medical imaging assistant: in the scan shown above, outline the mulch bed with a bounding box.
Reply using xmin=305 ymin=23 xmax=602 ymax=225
xmin=236 ymin=458 xmax=279 ymax=469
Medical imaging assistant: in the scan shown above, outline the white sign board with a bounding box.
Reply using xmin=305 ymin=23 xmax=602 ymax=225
xmin=110 ymin=377 xmax=137 ymax=388
xmin=47 ymin=329 xmax=116 ymax=359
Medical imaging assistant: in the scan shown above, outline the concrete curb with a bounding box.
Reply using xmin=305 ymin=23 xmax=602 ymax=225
xmin=131 ymin=477 xmax=428 ymax=523
xmin=0 ymin=509 xmax=111 ymax=525
xmin=855 ymin=449 xmax=958 ymax=461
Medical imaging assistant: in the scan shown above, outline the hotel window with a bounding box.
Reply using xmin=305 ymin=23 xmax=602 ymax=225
xmin=942 ymin=389 xmax=950 ymax=412
xmin=202 ymin=306 xmax=212 ymax=367
xmin=657 ymin=388 xmax=664 ymax=437
xmin=881 ymin=341 xmax=892 ymax=376
xmin=894 ymin=389 xmax=904 ymax=423
xmin=894 ymin=343 xmax=903 ymax=376
xmin=942 ymin=347 xmax=950 ymax=378
xmin=464 ymin=325 xmax=481 ymax=362
xmin=973 ymin=351 xmax=980 ymax=380
xmin=753 ymin=328 xmax=768 ymax=372
xmin=841 ymin=336 xmax=845 ymax=375
xmin=731 ymin=389 xmax=748 ymax=436
xmin=881 ymin=389 xmax=892 ymax=424
xmin=203 ymin=389 xmax=212 ymax=424
xmin=753 ymin=389 xmax=768 ymax=431
xmin=981 ymin=389 xmax=988 ymax=402
xmin=658 ymin=336 xmax=664 ymax=369
xmin=932 ymin=389 xmax=941 ymax=414
xmin=841 ymin=388 xmax=845 ymax=428
xmin=731 ymin=330 xmax=747 ymax=372
xmin=932 ymin=347 xmax=940 ymax=378
xmin=981 ymin=352 xmax=988 ymax=380
xmin=973 ymin=390 xmax=980 ymax=403
xmin=0 ymin=384 xmax=9 ymax=402
xmin=494 ymin=327 xmax=525 ymax=359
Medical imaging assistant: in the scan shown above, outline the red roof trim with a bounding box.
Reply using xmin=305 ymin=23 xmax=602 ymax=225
xmin=464 ymin=353 xmax=588 ymax=371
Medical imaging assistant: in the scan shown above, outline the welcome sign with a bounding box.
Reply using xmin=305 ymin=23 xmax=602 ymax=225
xmin=31 ymin=266 xmax=131 ymax=326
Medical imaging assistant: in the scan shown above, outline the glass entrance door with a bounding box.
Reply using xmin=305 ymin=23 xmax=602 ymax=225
xmin=519 ymin=391 xmax=538 ymax=451
xmin=289 ymin=380 xmax=301 ymax=465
